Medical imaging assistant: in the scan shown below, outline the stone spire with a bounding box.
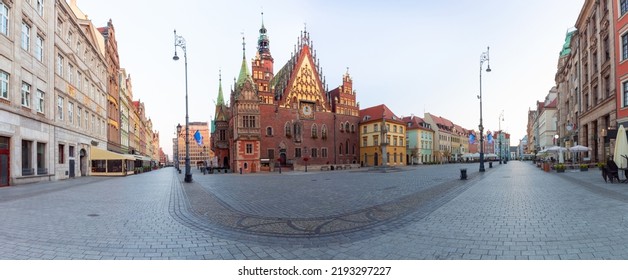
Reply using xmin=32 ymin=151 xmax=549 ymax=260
xmin=216 ymin=69 xmax=224 ymax=106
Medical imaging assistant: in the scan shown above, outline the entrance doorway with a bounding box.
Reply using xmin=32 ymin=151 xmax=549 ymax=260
xmin=80 ymin=149 xmax=87 ymax=176
xmin=279 ymin=152 xmax=287 ymax=165
xmin=374 ymin=153 xmax=379 ymax=166
xmin=69 ymin=159 xmax=75 ymax=178
xmin=0 ymin=136 xmax=9 ymax=187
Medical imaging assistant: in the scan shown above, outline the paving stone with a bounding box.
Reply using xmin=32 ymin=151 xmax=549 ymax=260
xmin=1 ymin=163 xmax=628 ymax=260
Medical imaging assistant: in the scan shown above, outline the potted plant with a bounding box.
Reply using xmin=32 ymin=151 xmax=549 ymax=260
xmin=580 ymin=164 xmax=589 ymax=171
xmin=597 ymin=162 xmax=605 ymax=170
xmin=554 ymin=163 xmax=566 ymax=173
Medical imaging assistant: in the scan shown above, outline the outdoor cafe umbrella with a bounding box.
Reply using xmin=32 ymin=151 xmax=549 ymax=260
xmin=614 ymin=125 xmax=628 ymax=168
xmin=547 ymin=146 xmax=568 ymax=163
xmin=569 ymin=145 xmax=591 ymax=164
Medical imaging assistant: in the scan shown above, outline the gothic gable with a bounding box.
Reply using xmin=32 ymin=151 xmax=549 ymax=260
xmin=282 ymin=45 xmax=329 ymax=112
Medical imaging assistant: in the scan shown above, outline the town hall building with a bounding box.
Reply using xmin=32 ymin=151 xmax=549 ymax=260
xmin=211 ymin=21 xmax=360 ymax=173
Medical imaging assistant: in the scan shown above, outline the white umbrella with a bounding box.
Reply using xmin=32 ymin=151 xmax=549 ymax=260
xmin=569 ymin=145 xmax=591 ymax=152
xmin=614 ymin=125 xmax=628 ymax=168
xmin=546 ymin=146 xmax=568 ymax=152
xmin=570 ymin=145 xmax=591 ymax=164
xmin=545 ymin=146 xmax=567 ymax=163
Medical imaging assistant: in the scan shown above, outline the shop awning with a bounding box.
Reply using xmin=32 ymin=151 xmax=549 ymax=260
xmin=133 ymin=155 xmax=153 ymax=161
xmin=91 ymin=148 xmax=135 ymax=160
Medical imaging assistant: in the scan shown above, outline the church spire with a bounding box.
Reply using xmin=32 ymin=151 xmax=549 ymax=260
xmin=216 ymin=69 xmax=224 ymax=106
xmin=237 ymin=35 xmax=252 ymax=87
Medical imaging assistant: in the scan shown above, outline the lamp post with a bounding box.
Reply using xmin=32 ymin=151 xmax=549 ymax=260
xmin=176 ymin=123 xmax=181 ymax=173
xmin=277 ymin=146 xmax=282 ymax=174
xmin=381 ymin=112 xmax=389 ymax=167
xmin=303 ymin=146 xmax=309 ymax=172
xmin=478 ymin=46 xmax=491 ymax=172
xmin=173 ymin=30 xmax=192 ymax=183
xmin=499 ymin=110 xmax=504 ymax=164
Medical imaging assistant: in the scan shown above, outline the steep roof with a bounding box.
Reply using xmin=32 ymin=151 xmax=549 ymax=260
xmin=430 ymin=115 xmax=454 ymax=128
xmin=359 ymin=104 xmax=400 ymax=123
xmin=545 ymin=98 xmax=558 ymax=109
xmin=402 ymin=115 xmax=434 ymax=131
xmin=269 ymin=29 xmax=328 ymax=107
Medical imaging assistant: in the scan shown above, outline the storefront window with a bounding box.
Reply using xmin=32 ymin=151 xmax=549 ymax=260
xmin=107 ymin=159 xmax=123 ymax=172
xmin=91 ymin=160 xmax=106 ymax=172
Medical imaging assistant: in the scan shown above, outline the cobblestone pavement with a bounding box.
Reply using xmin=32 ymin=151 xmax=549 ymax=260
xmin=1 ymin=161 xmax=628 ymax=259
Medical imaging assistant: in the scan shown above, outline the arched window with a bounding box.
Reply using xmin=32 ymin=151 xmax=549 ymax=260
xmin=311 ymin=123 xmax=318 ymax=138
xmin=321 ymin=124 xmax=328 ymax=139
xmin=350 ymin=124 xmax=355 ymax=133
xmin=294 ymin=122 xmax=302 ymax=142
xmin=345 ymin=122 xmax=350 ymax=132
xmin=345 ymin=140 xmax=349 ymax=154
xmin=339 ymin=143 xmax=343 ymax=155
xmin=284 ymin=122 xmax=292 ymax=137
xmin=266 ymin=127 xmax=273 ymax=136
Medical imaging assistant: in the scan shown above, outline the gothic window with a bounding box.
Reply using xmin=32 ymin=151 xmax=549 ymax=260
xmin=345 ymin=140 xmax=349 ymax=154
xmin=266 ymin=126 xmax=273 ymax=136
xmin=345 ymin=122 xmax=350 ymax=132
xmin=339 ymin=143 xmax=343 ymax=155
xmin=311 ymin=124 xmax=318 ymax=138
xmin=350 ymin=124 xmax=355 ymax=133
xmin=285 ymin=122 xmax=292 ymax=137
xmin=294 ymin=122 xmax=302 ymax=142
xmin=321 ymin=124 xmax=328 ymax=139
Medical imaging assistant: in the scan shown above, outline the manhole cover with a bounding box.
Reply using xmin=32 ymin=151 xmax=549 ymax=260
xmin=87 ymin=214 xmax=100 ymax=217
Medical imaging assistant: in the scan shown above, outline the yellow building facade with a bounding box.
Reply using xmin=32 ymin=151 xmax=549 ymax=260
xmin=359 ymin=105 xmax=406 ymax=167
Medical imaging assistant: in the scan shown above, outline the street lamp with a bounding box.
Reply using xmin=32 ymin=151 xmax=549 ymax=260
xmin=173 ymin=30 xmax=192 ymax=183
xmin=499 ymin=110 xmax=504 ymax=164
xmin=478 ymin=46 xmax=491 ymax=172
xmin=303 ymin=146 xmax=309 ymax=172
xmin=277 ymin=146 xmax=282 ymax=174
xmin=176 ymin=123 xmax=182 ymax=173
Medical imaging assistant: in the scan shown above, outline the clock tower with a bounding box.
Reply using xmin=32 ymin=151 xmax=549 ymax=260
xmin=253 ymin=13 xmax=274 ymax=105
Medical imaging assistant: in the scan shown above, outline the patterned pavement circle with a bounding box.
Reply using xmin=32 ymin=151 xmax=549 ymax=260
xmin=174 ymin=169 xmax=481 ymax=238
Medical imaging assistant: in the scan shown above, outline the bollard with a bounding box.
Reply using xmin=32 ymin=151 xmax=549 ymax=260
xmin=460 ymin=168 xmax=467 ymax=180
xmin=489 ymin=162 xmax=493 ymax=168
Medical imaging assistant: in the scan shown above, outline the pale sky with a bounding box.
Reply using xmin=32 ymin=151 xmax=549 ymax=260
xmin=77 ymin=0 xmax=584 ymax=157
